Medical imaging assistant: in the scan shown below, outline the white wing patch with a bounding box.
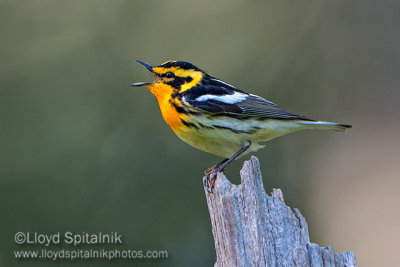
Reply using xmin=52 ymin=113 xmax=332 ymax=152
xmin=195 ymin=91 xmax=248 ymax=104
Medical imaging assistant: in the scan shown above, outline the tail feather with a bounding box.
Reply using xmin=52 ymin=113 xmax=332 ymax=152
xmin=298 ymin=121 xmax=352 ymax=131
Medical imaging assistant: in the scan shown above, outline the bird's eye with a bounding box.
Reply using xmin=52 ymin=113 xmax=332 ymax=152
xmin=165 ymin=72 xmax=175 ymax=78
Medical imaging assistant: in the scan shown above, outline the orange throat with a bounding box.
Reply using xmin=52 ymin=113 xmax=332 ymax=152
xmin=145 ymin=83 xmax=184 ymax=131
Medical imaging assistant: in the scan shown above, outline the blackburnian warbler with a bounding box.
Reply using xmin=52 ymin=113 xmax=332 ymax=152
xmin=132 ymin=60 xmax=351 ymax=192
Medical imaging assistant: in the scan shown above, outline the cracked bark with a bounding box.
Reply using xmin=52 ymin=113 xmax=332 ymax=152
xmin=203 ymin=156 xmax=356 ymax=267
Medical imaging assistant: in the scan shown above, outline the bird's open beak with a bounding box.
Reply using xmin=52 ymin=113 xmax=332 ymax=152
xmin=131 ymin=60 xmax=154 ymax=87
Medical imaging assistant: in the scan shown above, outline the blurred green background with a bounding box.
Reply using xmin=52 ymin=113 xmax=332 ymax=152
xmin=1 ymin=1 xmax=399 ymax=266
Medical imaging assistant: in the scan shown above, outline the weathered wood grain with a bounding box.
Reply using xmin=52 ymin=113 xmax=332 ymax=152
xmin=204 ymin=156 xmax=356 ymax=267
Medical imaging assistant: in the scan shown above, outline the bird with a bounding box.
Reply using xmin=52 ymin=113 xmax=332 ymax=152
xmin=131 ymin=60 xmax=351 ymax=192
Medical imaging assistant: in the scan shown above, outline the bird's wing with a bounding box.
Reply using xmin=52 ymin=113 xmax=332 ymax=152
xmin=181 ymin=84 xmax=313 ymax=121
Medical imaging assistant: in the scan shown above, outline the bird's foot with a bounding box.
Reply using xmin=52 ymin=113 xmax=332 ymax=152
xmin=203 ymin=166 xmax=223 ymax=193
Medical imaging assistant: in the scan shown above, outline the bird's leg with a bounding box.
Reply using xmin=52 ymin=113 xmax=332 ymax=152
xmin=204 ymin=142 xmax=251 ymax=193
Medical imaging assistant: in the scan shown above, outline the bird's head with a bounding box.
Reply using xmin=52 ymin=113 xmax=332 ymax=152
xmin=132 ymin=60 xmax=206 ymax=96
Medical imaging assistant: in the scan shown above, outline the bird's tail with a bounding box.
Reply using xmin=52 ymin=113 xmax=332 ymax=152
xmin=297 ymin=120 xmax=352 ymax=131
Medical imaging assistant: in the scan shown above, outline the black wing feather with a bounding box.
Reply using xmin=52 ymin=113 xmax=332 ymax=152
xmin=181 ymin=83 xmax=313 ymax=121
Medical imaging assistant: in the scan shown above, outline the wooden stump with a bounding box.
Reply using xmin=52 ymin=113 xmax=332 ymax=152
xmin=203 ymin=156 xmax=356 ymax=267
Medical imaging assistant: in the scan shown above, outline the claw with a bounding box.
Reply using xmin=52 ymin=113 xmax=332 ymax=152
xmin=204 ymin=167 xmax=218 ymax=193
xmin=203 ymin=143 xmax=251 ymax=194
